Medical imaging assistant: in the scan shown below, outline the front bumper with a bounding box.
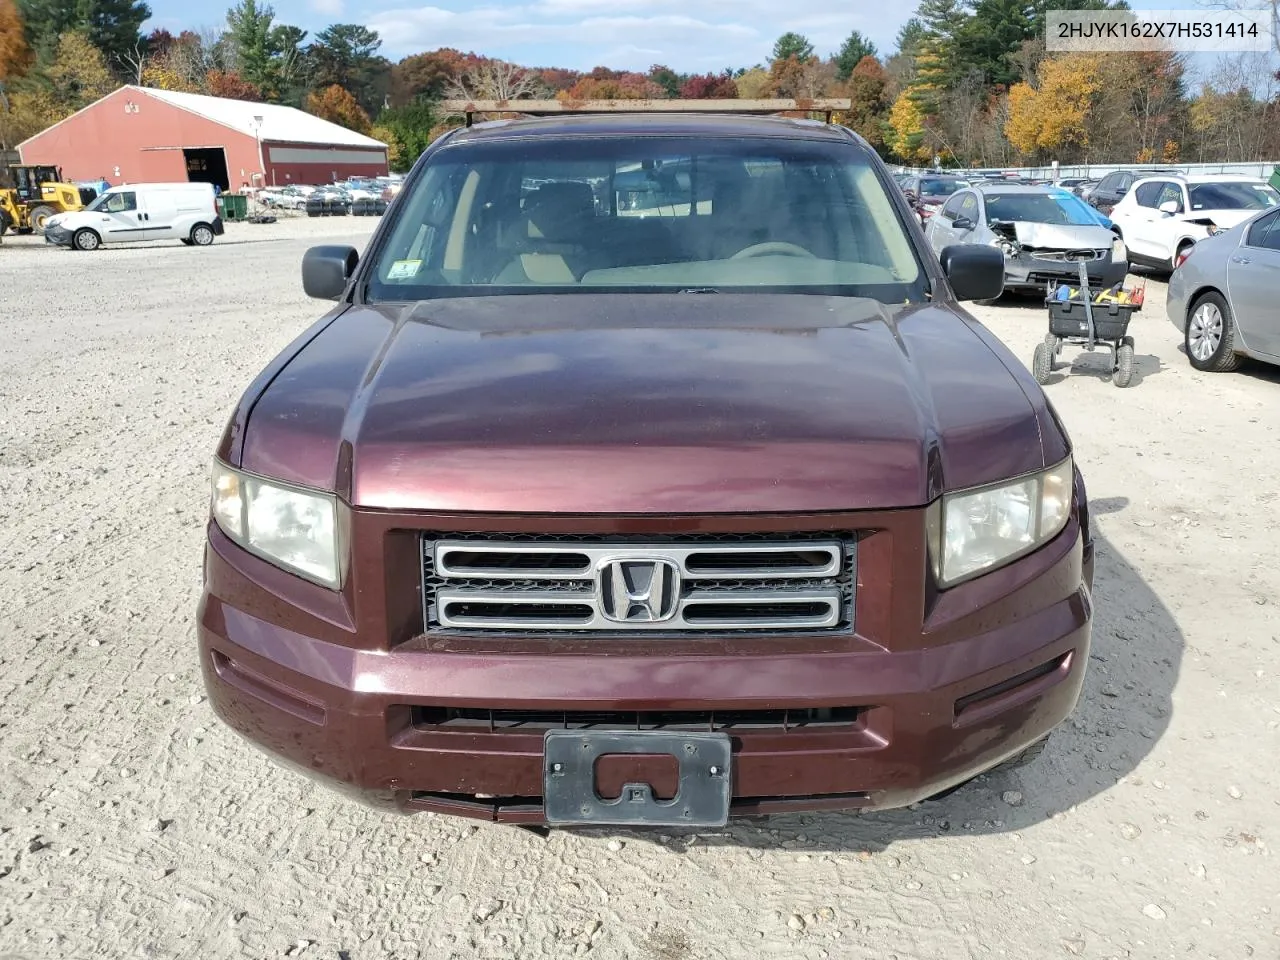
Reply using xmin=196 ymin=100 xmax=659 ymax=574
xmin=1003 ymin=254 xmax=1128 ymax=292
xmin=198 ymin=506 xmax=1094 ymax=824
xmin=44 ymin=225 xmax=71 ymax=246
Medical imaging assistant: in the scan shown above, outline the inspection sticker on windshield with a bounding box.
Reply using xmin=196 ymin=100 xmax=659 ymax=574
xmin=387 ymin=259 xmax=422 ymax=280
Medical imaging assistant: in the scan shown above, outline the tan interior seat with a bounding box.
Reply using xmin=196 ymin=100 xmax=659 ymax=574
xmin=496 ymin=182 xmax=598 ymax=283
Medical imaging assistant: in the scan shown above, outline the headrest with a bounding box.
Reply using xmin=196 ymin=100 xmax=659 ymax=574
xmin=524 ymin=181 xmax=596 ymax=242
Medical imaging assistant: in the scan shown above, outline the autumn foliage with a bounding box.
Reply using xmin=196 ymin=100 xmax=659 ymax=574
xmin=0 ymin=0 xmax=31 ymax=83
xmin=679 ymin=72 xmax=738 ymax=99
xmin=206 ymin=70 xmax=263 ymax=101
xmin=306 ymin=84 xmax=372 ymax=134
xmin=560 ymin=69 xmax=664 ymax=101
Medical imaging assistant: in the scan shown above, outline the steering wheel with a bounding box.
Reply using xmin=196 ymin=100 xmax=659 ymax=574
xmin=729 ymin=241 xmax=817 ymax=260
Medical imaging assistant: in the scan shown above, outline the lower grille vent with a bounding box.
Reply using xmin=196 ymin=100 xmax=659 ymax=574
xmin=410 ymin=705 xmax=864 ymax=732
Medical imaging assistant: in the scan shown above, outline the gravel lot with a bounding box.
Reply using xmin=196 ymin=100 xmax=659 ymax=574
xmin=1 ymin=216 xmax=1277 ymax=960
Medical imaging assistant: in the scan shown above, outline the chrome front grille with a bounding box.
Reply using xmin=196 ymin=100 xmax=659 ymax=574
xmin=422 ymin=533 xmax=856 ymax=634
xmin=1023 ymin=247 xmax=1107 ymax=262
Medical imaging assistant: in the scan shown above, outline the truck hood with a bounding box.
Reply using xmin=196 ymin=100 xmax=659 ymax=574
xmin=239 ymin=295 xmax=1062 ymax=514
xmin=1004 ymin=221 xmax=1116 ymax=249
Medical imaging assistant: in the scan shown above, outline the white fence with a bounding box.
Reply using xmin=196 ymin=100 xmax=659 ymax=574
xmin=894 ymin=161 xmax=1280 ymax=181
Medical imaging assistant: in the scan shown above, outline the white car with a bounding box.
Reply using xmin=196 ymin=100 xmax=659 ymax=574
xmin=1109 ymin=174 xmax=1280 ymax=271
xmin=44 ymin=182 xmax=223 ymax=251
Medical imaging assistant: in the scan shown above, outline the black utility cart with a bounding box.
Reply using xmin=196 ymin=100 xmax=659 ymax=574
xmin=1033 ymin=252 xmax=1140 ymax=389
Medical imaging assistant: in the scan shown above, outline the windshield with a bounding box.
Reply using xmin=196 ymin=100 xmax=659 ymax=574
xmin=920 ymin=178 xmax=966 ymax=196
xmin=983 ymin=191 xmax=1101 ymax=226
xmin=1188 ymin=181 xmax=1280 ymax=211
xmin=367 ymin=136 xmax=924 ymax=303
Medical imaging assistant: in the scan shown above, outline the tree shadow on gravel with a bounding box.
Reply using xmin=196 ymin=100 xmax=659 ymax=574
xmin=618 ymin=520 xmax=1182 ymax=855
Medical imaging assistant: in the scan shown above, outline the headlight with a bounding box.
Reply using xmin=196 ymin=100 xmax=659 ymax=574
xmin=210 ymin=460 xmax=345 ymax=588
xmin=926 ymin=456 xmax=1074 ymax=587
xmin=988 ymin=237 xmax=1019 ymax=258
xmin=1112 ymin=237 xmax=1127 ymax=261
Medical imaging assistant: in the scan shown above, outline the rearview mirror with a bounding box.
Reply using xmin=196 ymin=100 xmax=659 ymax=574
xmin=1158 ymin=200 xmax=1180 ymax=215
xmin=951 ymin=216 xmax=974 ymax=231
xmin=939 ymin=244 xmax=1005 ymax=302
xmin=303 ymin=245 xmax=359 ymax=300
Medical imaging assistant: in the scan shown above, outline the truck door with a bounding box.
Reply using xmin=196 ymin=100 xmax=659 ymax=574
xmin=97 ymin=191 xmax=149 ymax=242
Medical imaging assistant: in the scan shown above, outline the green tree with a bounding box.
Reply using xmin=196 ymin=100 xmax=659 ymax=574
xmin=647 ymin=63 xmax=683 ymax=97
xmin=951 ymin=0 xmax=1035 ymax=87
xmin=377 ymin=97 xmax=435 ymax=172
xmin=17 ymin=0 xmax=150 ymax=65
xmin=895 ymin=17 xmax=927 ymax=57
xmin=771 ymin=31 xmax=814 ymax=63
xmin=224 ymin=0 xmax=275 ymax=94
xmin=307 ymin=24 xmax=388 ymax=113
xmin=915 ymin=0 xmax=969 ymax=40
xmin=270 ymin=23 xmax=308 ymax=104
xmin=833 ymin=30 xmax=877 ymax=81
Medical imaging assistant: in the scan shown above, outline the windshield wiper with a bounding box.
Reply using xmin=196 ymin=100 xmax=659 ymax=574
xmin=677 ymin=287 xmax=720 ymax=294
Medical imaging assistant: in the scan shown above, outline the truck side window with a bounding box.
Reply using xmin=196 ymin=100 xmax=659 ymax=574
xmin=1133 ymin=182 xmax=1163 ymax=208
xmin=106 ymin=192 xmax=137 ymax=213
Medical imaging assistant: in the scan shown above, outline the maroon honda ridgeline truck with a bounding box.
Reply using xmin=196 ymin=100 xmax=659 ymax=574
xmin=198 ymin=104 xmax=1095 ymax=828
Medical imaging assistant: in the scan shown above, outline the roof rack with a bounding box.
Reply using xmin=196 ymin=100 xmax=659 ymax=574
xmin=440 ymin=98 xmax=854 ymax=126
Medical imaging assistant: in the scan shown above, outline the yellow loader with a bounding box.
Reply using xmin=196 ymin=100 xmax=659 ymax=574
xmin=0 ymin=164 xmax=91 ymax=235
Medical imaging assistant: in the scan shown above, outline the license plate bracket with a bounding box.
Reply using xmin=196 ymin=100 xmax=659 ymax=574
xmin=543 ymin=730 xmax=731 ymax=827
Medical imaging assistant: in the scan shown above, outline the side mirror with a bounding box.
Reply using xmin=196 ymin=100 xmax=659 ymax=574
xmin=939 ymin=244 xmax=1005 ymax=302
xmin=951 ymin=216 xmax=974 ymax=231
xmin=303 ymin=245 xmax=359 ymax=300
xmin=1158 ymin=200 xmax=1180 ymax=215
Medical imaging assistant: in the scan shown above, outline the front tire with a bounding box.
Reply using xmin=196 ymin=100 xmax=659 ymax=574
xmin=190 ymin=223 xmax=215 ymax=246
xmin=1032 ymin=342 xmax=1052 ymax=384
xmin=1113 ymin=338 xmax=1135 ymax=388
xmin=1185 ymin=292 xmax=1241 ymax=372
xmin=72 ymin=228 xmax=100 ymax=251
xmin=29 ymin=204 xmax=56 ymax=234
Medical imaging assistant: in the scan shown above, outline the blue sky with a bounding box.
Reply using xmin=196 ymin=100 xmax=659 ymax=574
xmin=142 ymin=0 xmax=1239 ymax=74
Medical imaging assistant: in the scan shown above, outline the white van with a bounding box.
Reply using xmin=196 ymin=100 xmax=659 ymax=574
xmin=44 ymin=182 xmax=225 ymax=251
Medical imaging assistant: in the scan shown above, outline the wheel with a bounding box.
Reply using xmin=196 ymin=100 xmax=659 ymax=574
xmin=1042 ymin=333 xmax=1060 ymax=370
xmin=1185 ymin=292 xmax=1241 ymax=372
xmin=72 ymin=228 xmax=100 ymax=251
xmin=1032 ymin=342 xmax=1052 ymax=384
xmin=991 ymin=735 xmax=1051 ymax=773
xmin=28 ymin=204 xmax=56 ymax=234
xmin=190 ymin=223 xmax=215 ymax=246
xmin=1113 ymin=340 xmax=1135 ymax=387
xmin=973 ymin=290 xmax=1003 ymax=306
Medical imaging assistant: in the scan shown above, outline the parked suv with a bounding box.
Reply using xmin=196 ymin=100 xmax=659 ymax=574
xmin=900 ymin=174 xmax=970 ymax=225
xmin=198 ymin=105 xmax=1095 ymax=827
xmin=1109 ymin=173 xmax=1280 ymax=271
xmin=1085 ymin=168 xmax=1179 ymax=215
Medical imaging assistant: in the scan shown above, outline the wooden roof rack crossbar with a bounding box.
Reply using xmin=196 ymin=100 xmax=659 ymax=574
xmin=440 ymin=98 xmax=854 ymax=127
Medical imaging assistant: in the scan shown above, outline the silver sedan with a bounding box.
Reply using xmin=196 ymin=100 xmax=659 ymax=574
xmin=1167 ymin=206 xmax=1280 ymax=372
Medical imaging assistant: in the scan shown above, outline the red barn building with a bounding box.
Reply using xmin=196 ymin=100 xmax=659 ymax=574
xmin=19 ymin=85 xmax=388 ymax=189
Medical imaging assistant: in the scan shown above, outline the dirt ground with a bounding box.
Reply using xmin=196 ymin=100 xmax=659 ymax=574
xmin=1 ymin=217 xmax=1277 ymax=960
